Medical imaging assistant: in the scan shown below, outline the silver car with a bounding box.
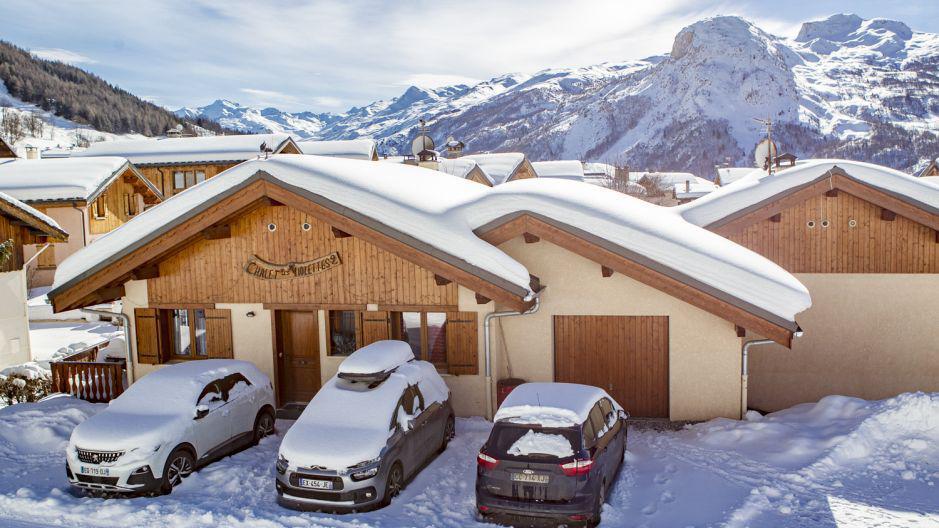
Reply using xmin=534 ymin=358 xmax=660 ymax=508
xmin=275 ymin=341 xmax=455 ymax=511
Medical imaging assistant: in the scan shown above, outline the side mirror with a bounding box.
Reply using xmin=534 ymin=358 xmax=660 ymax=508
xmin=195 ymin=405 xmax=209 ymax=420
xmin=618 ymin=409 xmax=629 ymax=421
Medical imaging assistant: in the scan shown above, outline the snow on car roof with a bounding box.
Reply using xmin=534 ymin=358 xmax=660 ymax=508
xmin=298 ymin=139 xmax=377 ymax=160
xmin=109 ymin=360 xmax=268 ymax=413
xmin=460 ymin=153 xmax=526 ymax=185
xmin=0 ymin=157 xmax=133 ymax=202
xmin=679 ymin=159 xmax=939 ymax=228
xmin=495 ymin=382 xmax=615 ymax=427
xmin=531 ymin=160 xmax=585 ymax=180
xmin=461 ymin=178 xmax=811 ymax=325
xmin=50 ymin=154 xmax=534 ymax=300
xmin=75 ymin=134 xmax=295 ymax=166
xmin=279 ymin=360 xmax=448 ymax=469
xmin=337 ymin=340 xmax=414 ymax=376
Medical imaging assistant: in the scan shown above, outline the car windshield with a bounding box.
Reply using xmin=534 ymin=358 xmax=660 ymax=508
xmin=488 ymin=423 xmax=581 ymax=461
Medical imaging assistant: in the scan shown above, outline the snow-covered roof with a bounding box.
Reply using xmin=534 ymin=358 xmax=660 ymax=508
xmin=39 ymin=147 xmax=84 ymax=159
xmin=0 ymin=157 xmax=152 ymax=203
xmin=460 ymin=153 xmax=527 ymax=185
xmin=462 ymin=178 xmax=811 ymax=326
xmin=437 ymin=158 xmax=480 ymax=179
xmin=495 ymin=382 xmax=617 ymax=427
xmin=531 ymin=160 xmax=585 ymax=180
xmin=717 ymin=167 xmax=758 ymax=186
xmin=921 ymin=176 xmax=939 ymax=188
xmin=582 ymin=162 xmax=615 ymax=177
xmin=50 ymin=155 xmax=534 ymax=302
xmin=632 ymin=171 xmax=701 ymax=185
xmin=0 ymin=189 xmax=67 ymax=239
xmin=298 ymin=138 xmax=377 ymax=161
xmin=679 ymin=159 xmax=939 ymax=228
xmin=674 ymin=181 xmax=719 ymax=200
xmin=75 ymin=134 xmax=297 ymax=166
xmin=279 ymin=359 xmax=448 ymax=469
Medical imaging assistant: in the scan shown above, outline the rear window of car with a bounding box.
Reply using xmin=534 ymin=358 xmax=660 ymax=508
xmin=487 ymin=423 xmax=582 ymax=461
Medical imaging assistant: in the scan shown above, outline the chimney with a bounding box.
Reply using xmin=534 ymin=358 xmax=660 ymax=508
xmin=685 ymin=179 xmax=690 ymax=193
xmin=25 ymin=145 xmax=39 ymax=160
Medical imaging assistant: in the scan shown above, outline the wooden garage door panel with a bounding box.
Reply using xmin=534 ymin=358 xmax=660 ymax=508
xmin=554 ymin=315 xmax=669 ymax=418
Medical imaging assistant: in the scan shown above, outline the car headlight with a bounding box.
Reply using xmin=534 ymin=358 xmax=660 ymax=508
xmin=349 ymin=457 xmax=381 ymax=481
xmin=276 ymin=454 xmax=289 ymax=475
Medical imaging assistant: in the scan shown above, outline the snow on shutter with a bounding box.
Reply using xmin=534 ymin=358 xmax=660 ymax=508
xmin=204 ymin=309 xmax=233 ymax=359
xmin=361 ymin=311 xmax=390 ymax=346
xmin=134 ymin=308 xmax=160 ymax=364
xmin=446 ymin=311 xmax=478 ymax=375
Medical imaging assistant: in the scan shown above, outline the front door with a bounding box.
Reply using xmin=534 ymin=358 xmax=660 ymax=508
xmin=275 ymin=310 xmax=322 ymax=405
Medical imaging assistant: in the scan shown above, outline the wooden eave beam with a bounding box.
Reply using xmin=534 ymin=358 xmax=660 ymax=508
xmin=475 ymin=293 xmax=491 ymax=305
xmin=131 ymin=264 xmax=160 ymax=280
xmin=331 ymin=227 xmax=351 ymax=239
xmin=523 ymin=232 xmax=540 ymax=244
xmin=203 ymin=224 xmax=231 ymax=240
xmin=736 ymin=325 xmax=746 ymax=338
xmin=434 ymin=274 xmax=452 ymax=286
xmin=769 ymin=213 xmax=781 ymax=223
xmin=601 ymin=265 xmax=614 ymax=278
xmin=880 ymin=208 xmax=896 ymax=221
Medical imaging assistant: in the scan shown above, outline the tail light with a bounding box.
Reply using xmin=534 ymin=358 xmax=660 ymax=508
xmin=560 ymin=458 xmax=593 ymax=476
xmin=477 ymin=452 xmax=499 ymax=470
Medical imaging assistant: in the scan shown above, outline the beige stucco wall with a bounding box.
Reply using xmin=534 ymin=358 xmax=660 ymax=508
xmin=749 ymin=273 xmax=939 ymax=412
xmin=494 ymin=237 xmax=745 ymax=421
xmin=24 ymin=206 xmax=90 ymax=288
xmin=0 ymin=269 xmax=31 ymax=368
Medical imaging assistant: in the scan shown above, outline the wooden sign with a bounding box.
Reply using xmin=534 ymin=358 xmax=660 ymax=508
xmin=244 ymin=252 xmax=342 ymax=280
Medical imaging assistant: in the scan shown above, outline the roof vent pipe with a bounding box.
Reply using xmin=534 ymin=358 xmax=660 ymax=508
xmin=483 ymin=294 xmax=541 ymax=420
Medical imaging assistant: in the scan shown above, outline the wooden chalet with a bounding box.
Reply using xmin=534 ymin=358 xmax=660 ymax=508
xmin=0 ymin=137 xmax=16 ymax=159
xmin=680 ymin=160 xmax=939 ymax=411
xmin=0 ymin=157 xmax=162 ymax=286
xmin=0 ymin=190 xmax=67 ymax=367
xmin=459 ymin=153 xmax=537 ymax=186
xmin=918 ymin=159 xmax=939 ymax=178
xmin=76 ymin=134 xmax=301 ymax=198
xmin=47 ymin=155 xmax=810 ymax=421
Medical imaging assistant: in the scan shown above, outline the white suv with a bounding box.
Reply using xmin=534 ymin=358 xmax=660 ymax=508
xmin=66 ymin=359 xmax=276 ymax=495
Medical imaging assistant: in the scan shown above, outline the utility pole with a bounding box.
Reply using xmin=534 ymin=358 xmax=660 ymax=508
xmin=753 ymin=117 xmax=775 ymax=175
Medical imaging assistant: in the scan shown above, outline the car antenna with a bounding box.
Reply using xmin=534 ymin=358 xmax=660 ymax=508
xmin=536 ymin=392 xmax=542 ymax=407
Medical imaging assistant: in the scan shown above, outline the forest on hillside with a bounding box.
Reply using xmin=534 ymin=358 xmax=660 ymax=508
xmin=0 ymin=40 xmax=228 ymax=136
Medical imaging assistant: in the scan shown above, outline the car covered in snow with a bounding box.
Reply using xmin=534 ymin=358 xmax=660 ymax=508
xmin=476 ymin=382 xmax=628 ymax=526
xmin=275 ymin=340 xmax=454 ymax=511
xmin=66 ymin=360 xmax=276 ymax=495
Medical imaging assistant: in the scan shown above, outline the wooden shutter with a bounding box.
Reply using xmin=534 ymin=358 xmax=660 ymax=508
xmin=360 ymin=311 xmax=390 ymax=346
xmin=204 ymin=309 xmax=233 ymax=359
xmin=37 ymin=244 xmax=56 ymax=269
xmin=446 ymin=311 xmax=478 ymax=375
xmin=134 ymin=308 xmax=160 ymax=364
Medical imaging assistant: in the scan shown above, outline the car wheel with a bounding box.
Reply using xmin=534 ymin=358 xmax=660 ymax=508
xmin=381 ymin=462 xmax=404 ymax=507
xmin=161 ymin=448 xmax=194 ymax=494
xmin=252 ymin=409 xmax=276 ymax=445
xmin=438 ymin=415 xmax=455 ymax=453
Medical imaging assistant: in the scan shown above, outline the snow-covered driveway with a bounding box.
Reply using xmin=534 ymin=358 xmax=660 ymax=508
xmin=0 ymin=393 xmax=937 ymax=527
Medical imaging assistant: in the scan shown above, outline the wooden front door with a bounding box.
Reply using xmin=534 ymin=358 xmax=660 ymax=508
xmin=553 ymin=315 xmax=669 ymax=418
xmin=275 ymin=310 xmax=321 ymax=404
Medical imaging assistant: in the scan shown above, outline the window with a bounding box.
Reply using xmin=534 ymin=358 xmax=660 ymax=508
xmin=174 ymin=171 xmax=185 ymax=190
xmin=589 ymin=404 xmax=606 ymax=440
xmin=92 ymin=195 xmax=107 ymax=219
xmin=196 ymin=171 xmax=206 ymax=184
xmin=173 ymin=170 xmax=208 ymax=194
xmin=390 ymin=312 xmax=448 ymax=368
xmin=327 ymin=310 xmax=358 ymax=356
xmin=124 ymin=193 xmax=138 ymax=216
xmin=170 ymin=308 xmax=207 ymax=359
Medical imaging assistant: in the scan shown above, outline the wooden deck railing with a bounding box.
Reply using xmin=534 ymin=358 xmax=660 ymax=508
xmin=50 ymin=361 xmax=125 ymax=403
xmin=59 ymin=340 xmax=110 ymax=363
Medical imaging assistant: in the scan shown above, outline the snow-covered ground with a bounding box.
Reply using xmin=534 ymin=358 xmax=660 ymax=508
xmin=0 ymin=392 xmax=936 ymax=527
xmin=28 ymin=322 xmax=121 ymax=362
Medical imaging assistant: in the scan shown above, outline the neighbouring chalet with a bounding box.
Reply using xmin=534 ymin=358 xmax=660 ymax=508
xmin=459 ymin=153 xmax=537 ymax=186
xmin=918 ymin=159 xmax=938 ymax=178
xmin=0 ymin=190 xmax=67 ymax=367
xmin=0 ymin=157 xmax=162 ymax=286
xmin=76 ymin=134 xmax=302 ymax=198
xmin=47 ymin=156 xmax=810 ymax=421
xmin=531 ymin=160 xmax=586 ymax=182
xmin=679 ymin=159 xmax=939 ymax=412
xmin=0 ymin=137 xmax=16 ymax=159
xmin=298 ymin=139 xmax=379 ymax=161
xmin=437 ymin=158 xmax=489 ymax=184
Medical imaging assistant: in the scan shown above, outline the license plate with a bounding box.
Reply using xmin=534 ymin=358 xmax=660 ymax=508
xmin=80 ymin=466 xmax=110 ymax=476
xmin=299 ymin=478 xmax=333 ymax=490
xmin=511 ymin=472 xmax=549 ymax=484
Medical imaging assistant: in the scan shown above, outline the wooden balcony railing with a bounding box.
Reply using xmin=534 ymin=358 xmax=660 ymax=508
xmin=50 ymin=361 xmax=125 ymax=403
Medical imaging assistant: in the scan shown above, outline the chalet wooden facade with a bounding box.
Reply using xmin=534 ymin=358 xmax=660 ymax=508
xmin=0 ymin=191 xmax=67 ymax=367
xmin=0 ymin=137 xmax=16 ymax=159
xmin=681 ymin=161 xmax=939 ymax=411
xmin=48 ymin=156 xmax=810 ymax=421
xmin=0 ymin=157 xmax=162 ymax=286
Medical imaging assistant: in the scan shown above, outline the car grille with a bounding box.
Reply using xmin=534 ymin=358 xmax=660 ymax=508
xmin=76 ymin=448 xmax=124 ymax=464
xmin=75 ymin=475 xmax=119 ymax=486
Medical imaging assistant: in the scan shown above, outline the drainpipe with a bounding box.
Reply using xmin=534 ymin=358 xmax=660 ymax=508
xmin=740 ymin=330 xmax=803 ymax=418
xmin=81 ymin=308 xmax=135 ymax=385
xmin=483 ymin=294 xmax=541 ymax=420
xmin=71 ymin=204 xmax=87 ymax=247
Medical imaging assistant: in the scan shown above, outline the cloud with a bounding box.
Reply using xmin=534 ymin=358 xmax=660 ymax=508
xmin=30 ymin=48 xmax=96 ymax=64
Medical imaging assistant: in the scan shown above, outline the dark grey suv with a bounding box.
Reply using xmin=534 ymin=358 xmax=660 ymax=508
xmin=476 ymin=383 xmax=628 ymax=526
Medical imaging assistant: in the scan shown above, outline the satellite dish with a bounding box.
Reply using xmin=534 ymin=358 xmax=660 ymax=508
xmin=754 ymin=138 xmax=778 ymax=169
xmin=175 ymin=124 xmax=184 ymax=132
xmin=411 ymin=134 xmax=434 ymax=157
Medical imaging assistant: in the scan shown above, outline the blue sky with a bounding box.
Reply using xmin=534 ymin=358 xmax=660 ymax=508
xmin=1 ymin=0 xmax=937 ymax=113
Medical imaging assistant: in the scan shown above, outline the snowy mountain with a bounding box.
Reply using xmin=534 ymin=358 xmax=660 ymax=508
xmin=178 ymin=14 xmax=939 ymax=177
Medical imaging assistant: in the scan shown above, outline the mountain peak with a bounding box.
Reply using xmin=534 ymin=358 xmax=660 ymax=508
xmin=670 ymin=16 xmax=770 ymax=60
xmin=796 ymin=13 xmax=864 ymax=42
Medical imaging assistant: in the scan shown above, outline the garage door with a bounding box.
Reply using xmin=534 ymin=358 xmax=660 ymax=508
xmin=553 ymin=315 xmax=669 ymax=418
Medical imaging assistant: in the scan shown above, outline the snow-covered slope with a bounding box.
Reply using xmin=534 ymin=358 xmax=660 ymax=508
xmin=174 ymin=99 xmax=336 ymax=139
xmin=178 ymin=14 xmax=939 ymax=177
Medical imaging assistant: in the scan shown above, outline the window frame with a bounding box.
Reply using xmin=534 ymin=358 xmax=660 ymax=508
xmin=326 ymin=310 xmax=359 ymax=356
xmin=390 ymin=311 xmax=449 ymax=371
xmin=167 ymin=308 xmax=208 ymax=361
xmin=92 ymin=195 xmax=107 ymax=220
